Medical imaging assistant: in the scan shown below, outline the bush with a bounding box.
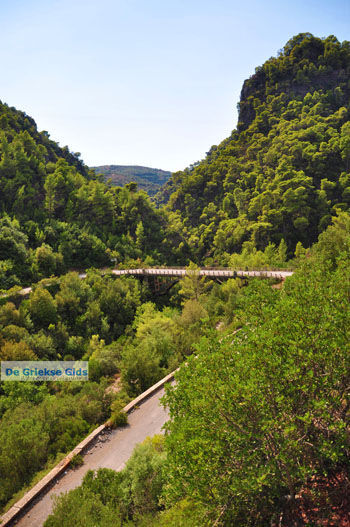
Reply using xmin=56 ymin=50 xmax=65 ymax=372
xmin=106 ymin=411 xmax=128 ymax=429
xmin=163 ymin=264 xmax=350 ymax=525
xmin=70 ymin=454 xmax=84 ymax=468
xmin=45 ymin=436 xmax=166 ymax=525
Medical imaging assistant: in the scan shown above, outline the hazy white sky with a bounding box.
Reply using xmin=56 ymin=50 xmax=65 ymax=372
xmin=1 ymin=0 xmax=349 ymax=171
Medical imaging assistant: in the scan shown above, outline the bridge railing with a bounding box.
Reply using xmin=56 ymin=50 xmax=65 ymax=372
xmin=111 ymin=268 xmax=294 ymax=278
xmin=1 ymin=267 xmax=294 ymax=301
xmin=112 ymin=265 xmax=294 ymax=272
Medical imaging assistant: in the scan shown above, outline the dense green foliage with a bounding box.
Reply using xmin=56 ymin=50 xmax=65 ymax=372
xmin=44 ymin=435 xmax=167 ymax=527
xmin=0 ymin=101 xmax=178 ymax=288
xmin=43 ymin=213 xmax=350 ymax=526
xmin=1 ymin=32 xmax=350 ymax=526
xmin=93 ymin=165 xmax=171 ymax=197
xmin=160 ymin=34 xmax=350 ymax=262
xmin=0 ymin=380 xmax=111 ymax=507
xmin=0 ymin=272 xmax=145 ymax=507
xmin=0 ymin=267 xmax=221 ymax=509
xmin=158 ymin=215 xmax=350 ymax=526
xmin=164 ymin=274 xmax=349 ymax=524
xmin=3 ymin=33 xmax=350 ymax=281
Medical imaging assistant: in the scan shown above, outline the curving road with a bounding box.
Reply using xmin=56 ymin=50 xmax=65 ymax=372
xmin=13 ymin=387 xmax=169 ymax=527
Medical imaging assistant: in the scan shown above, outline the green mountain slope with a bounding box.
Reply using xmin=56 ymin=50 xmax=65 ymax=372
xmin=0 ymin=102 xmax=175 ymax=288
xmin=93 ymin=165 xmax=171 ymax=196
xmin=162 ymin=33 xmax=350 ymax=261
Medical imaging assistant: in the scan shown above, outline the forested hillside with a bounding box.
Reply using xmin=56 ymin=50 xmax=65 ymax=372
xmin=0 ymin=102 xmax=179 ymax=290
xmin=2 ymin=34 xmax=350 ymax=287
xmin=44 ymin=214 xmax=350 ymax=526
xmin=93 ymin=165 xmax=171 ymax=196
xmin=161 ymin=33 xmax=350 ymax=261
xmin=1 ymin=32 xmax=350 ymax=527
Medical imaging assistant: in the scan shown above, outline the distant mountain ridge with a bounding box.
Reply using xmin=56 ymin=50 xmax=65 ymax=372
xmin=92 ymin=165 xmax=171 ymax=196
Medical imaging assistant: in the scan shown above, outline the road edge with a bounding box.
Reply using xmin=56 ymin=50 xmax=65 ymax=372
xmin=0 ymin=369 xmax=176 ymax=526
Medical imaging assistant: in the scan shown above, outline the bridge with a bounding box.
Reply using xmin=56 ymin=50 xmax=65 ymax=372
xmin=1 ymin=268 xmax=294 ymax=302
xmin=110 ymin=267 xmax=293 ymax=279
xmin=0 ymin=268 xmax=294 ymax=525
xmin=107 ymin=268 xmax=294 ymax=294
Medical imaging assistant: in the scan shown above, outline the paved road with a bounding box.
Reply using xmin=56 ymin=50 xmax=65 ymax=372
xmin=13 ymin=388 xmax=169 ymax=527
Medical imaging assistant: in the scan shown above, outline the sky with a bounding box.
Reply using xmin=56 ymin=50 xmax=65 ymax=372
xmin=0 ymin=0 xmax=349 ymax=172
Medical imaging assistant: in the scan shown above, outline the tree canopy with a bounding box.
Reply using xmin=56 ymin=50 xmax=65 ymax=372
xmin=160 ymin=34 xmax=350 ymax=262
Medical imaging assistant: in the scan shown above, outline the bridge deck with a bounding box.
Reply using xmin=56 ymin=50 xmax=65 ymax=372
xmin=1 ymin=268 xmax=294 ymax=300
xmin=112 ymin=268 xmax=294 ymax=279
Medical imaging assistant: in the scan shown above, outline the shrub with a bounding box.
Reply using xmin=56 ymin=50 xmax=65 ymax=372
xmin=106 ymin=411 xmax=128 ymax=429
xmin=70 ymin=454 xmax=84 ymax=468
